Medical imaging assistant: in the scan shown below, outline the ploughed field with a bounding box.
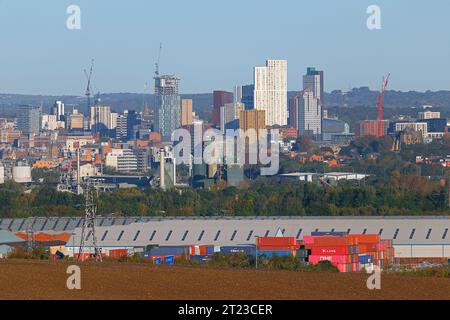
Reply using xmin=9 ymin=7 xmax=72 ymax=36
xmin=0 ymin=259 xmax=448 ymax=300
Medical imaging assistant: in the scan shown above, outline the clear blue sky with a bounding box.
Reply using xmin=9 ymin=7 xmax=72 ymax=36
xmin=0 ymin=0 xmax=449 ymax=95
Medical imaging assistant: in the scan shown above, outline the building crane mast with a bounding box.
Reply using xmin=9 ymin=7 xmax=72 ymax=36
xmin=377 ymin=73 xmax=390 ymax=137
xmin=84 ymin=59 xmax=94 ymax=111
xmin=155 ymin=43 xmax=162 ymax=77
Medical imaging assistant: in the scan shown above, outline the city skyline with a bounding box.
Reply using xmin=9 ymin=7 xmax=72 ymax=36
xmin=0 ymin=0 xmax=449 ymax=95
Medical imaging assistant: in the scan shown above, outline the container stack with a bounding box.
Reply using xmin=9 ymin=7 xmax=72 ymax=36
xmin=304 ymin=234 xmax=394 ymax=273
xmin=189 ymin=245 xmax=220 ymax=263
xmin=140 ymin=246 xmax=190 ymax=263
xmin=257 ymin=237 xmax=298 ymax=258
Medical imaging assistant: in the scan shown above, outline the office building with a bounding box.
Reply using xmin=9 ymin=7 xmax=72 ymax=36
xmin=234 ymin=86 xmax=242 ymax=103
xmin=303 ymin=67 xmax=324 ymax=104
xmin=68 ymin=107 xmax=84 ymax=130
xmin=90 ymin=105 xmax=112 ymax=134
xmin=212 ymin=91 xmax=234 ymax=126
xmin=17 ymin=105 xmax=42 ymax=135
xmin=105 ymin=149 xmax=138 ymax=172
xmin=322 ymin=118 xmax=350 ymax=141
xmin=239 ymin=109 xmax=266 ymax=132
xmin=180 ymin=99 xmax=193 ymax=126
xmin=357 ymin=120 xmax=389 ymax=137
xmin=220 ymin=102 xmax=244 ymax=133
xmin=116 ymin=113 xmax=128 ymax=140
xmin=295 ymin=91 xmax=322 ymax=138
xmin=126 ymin=110 xmax=141 ymax=141
xmin=241 ymin=84 xmax=254 ymax=110
xmin=154 ymin=75 xmax=181 ymax=139
xmin=418 ymin=111 xmax=441 ymax=120
xmin=254 ymin=60 xmax=287 ymax=126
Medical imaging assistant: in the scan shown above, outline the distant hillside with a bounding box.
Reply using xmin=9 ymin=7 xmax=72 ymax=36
xmin=1 ymin=88 xmax=450 ymax=119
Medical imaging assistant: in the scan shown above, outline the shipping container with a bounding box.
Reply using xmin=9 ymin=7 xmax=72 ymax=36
xmin=220 ymin=246 xmax=255 ymax=256
xmin=311 ymin=246 xmax=352 ymax=256
xmin=190 ymin=255 xmax=213 ymax=263
xmin=258 ymin=250 xmax=295 ymax=258
xmin=164 ymin=255 xmax=175 ymax=265
xmin=257 ymin=237 xmax=297 ymax=247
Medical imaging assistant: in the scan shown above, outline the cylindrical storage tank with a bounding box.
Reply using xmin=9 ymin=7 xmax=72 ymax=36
xmin=0 ymin=166 xmax=4 ymax=184
xmin=12 ymin=166 xmax=32 ymax=183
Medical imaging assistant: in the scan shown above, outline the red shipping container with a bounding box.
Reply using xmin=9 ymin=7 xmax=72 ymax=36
xmin=259 ymin=245 xmax=298 ymax=251
xmin=257 ymin=237 xmax=297 ymax=247
xmin=308 ymin=255 xmax=350 ymax=264
xmin=109 ymin=249 xmax=129 ymax=258
xmin=310 ymin=246 xmax=351 ymax=255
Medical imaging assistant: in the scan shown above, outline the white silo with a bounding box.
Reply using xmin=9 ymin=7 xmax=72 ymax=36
xmin=12 ymin=165 xmax=32 ymax=183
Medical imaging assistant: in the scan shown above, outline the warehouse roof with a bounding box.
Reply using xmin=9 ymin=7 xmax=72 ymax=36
xmin=65 ymin=216 xmax=450 ymax=248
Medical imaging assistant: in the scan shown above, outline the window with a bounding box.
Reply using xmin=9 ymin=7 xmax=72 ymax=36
xmin=133 ymin=230 xmax=141 ymax=241
xmin=52 ymin=220 xmax=59 ymax=230
xmin=443 ymin=228 xmax=449 ymax=240
xmin=63 ymin=220 xmax=71 ymax=231
xmin=198 ymin=230 xmax=205 ymax=241
xmin=264 ymin=230 xmax=270 ymax=237
xmin=86 ymin=231 xmax=92 ymax=241
xmin=149 ymin=230 xmax=156 ymax=241
xmin=76 ymin=219 xmax=82 ymax=228
xmin=214 ymin=230 xmax=221 ymax=241
xmin=378 ymin=228 xmax=384 ymax=235
xmin=426 ymin=228 xmax=432 ymax=240
xmin=315 ymin=228 xmax=319 ymax=232
xmin=117 ymin=230 xmax=124 ymax=241
xmin=282 ymin=228 xmax=286 ymax=234
xmin=182 ymin=230 xmax=189 ymax=241
xmin=246 ymin=230 xmax=254 ymax=241
xmin=101 ymin=230 xmax=108 ymax=241
xmin=409 ymin=229 xmax=416 ymax=240
xmin=362 ymin=228 xmax=367 ymax=235
xmin=165 ymin=230 xmax=173 ymax=241
xmin=331 ymin=228 xmax=335 ymax=232
xmin=296 ymin=229 xmax=302 ymax=239
xmin=347 ymin=228 xmax=351 ymax=234
xmin=230 ymin=230 xmax=237 ymax=241
xmin=393 ymin=229 xmax=399 ymax=239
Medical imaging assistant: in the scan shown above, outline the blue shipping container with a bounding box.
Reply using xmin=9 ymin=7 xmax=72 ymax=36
xmin=358 ymin=255 xmax=374 ymax=264
xmin=258 ymin=250 xmax=293 ymax=258
xmin=220 ymin=246 xmax=255 ymax=256
xmin=153 ymin=257 xmax=162 ymax=265
xmin=148 ymin=246 xmax=189 ymax=256
xmin=164 ymin=255 xmax=175 ymax=265
xmin=190 ymin=255 xmax=213 ymax=263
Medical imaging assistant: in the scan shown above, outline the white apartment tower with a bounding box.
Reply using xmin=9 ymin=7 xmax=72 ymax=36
xmin=253 ymin=59 xmax=287 ymax=126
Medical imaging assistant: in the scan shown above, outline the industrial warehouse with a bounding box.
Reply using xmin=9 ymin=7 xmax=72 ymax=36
xmin=1 ymin=216 xmax=449 ymax=266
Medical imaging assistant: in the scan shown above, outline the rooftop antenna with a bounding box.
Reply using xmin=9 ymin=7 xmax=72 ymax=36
xmin=155 ymin=43 xmax=162 ymax=77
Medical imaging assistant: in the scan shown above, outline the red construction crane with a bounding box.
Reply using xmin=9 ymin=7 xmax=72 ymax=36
xmin=376 ymin=73 xmax=390 ymax=136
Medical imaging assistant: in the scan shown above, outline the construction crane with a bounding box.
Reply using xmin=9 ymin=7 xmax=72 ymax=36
xmin=155 ymin=43 xmax=162 ymax=77
xmin=77 ymin=178 xmax=102 ymax=262
xmin=84 ymin=59 xmax=94 ymax=111
xmin=376 ymin=73 xmax=390 ymax=137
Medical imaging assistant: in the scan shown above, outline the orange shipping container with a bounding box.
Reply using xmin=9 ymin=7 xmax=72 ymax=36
xmin=257 ymin=237 xmax=297 ymax=247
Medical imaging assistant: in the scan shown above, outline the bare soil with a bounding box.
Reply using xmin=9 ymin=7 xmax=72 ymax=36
xmin=0 ymin=259 xmax=448 ymax=300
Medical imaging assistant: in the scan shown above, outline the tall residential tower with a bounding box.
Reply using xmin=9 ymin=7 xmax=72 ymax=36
xmin=253 ymin=59 xmax=287 ymax=126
